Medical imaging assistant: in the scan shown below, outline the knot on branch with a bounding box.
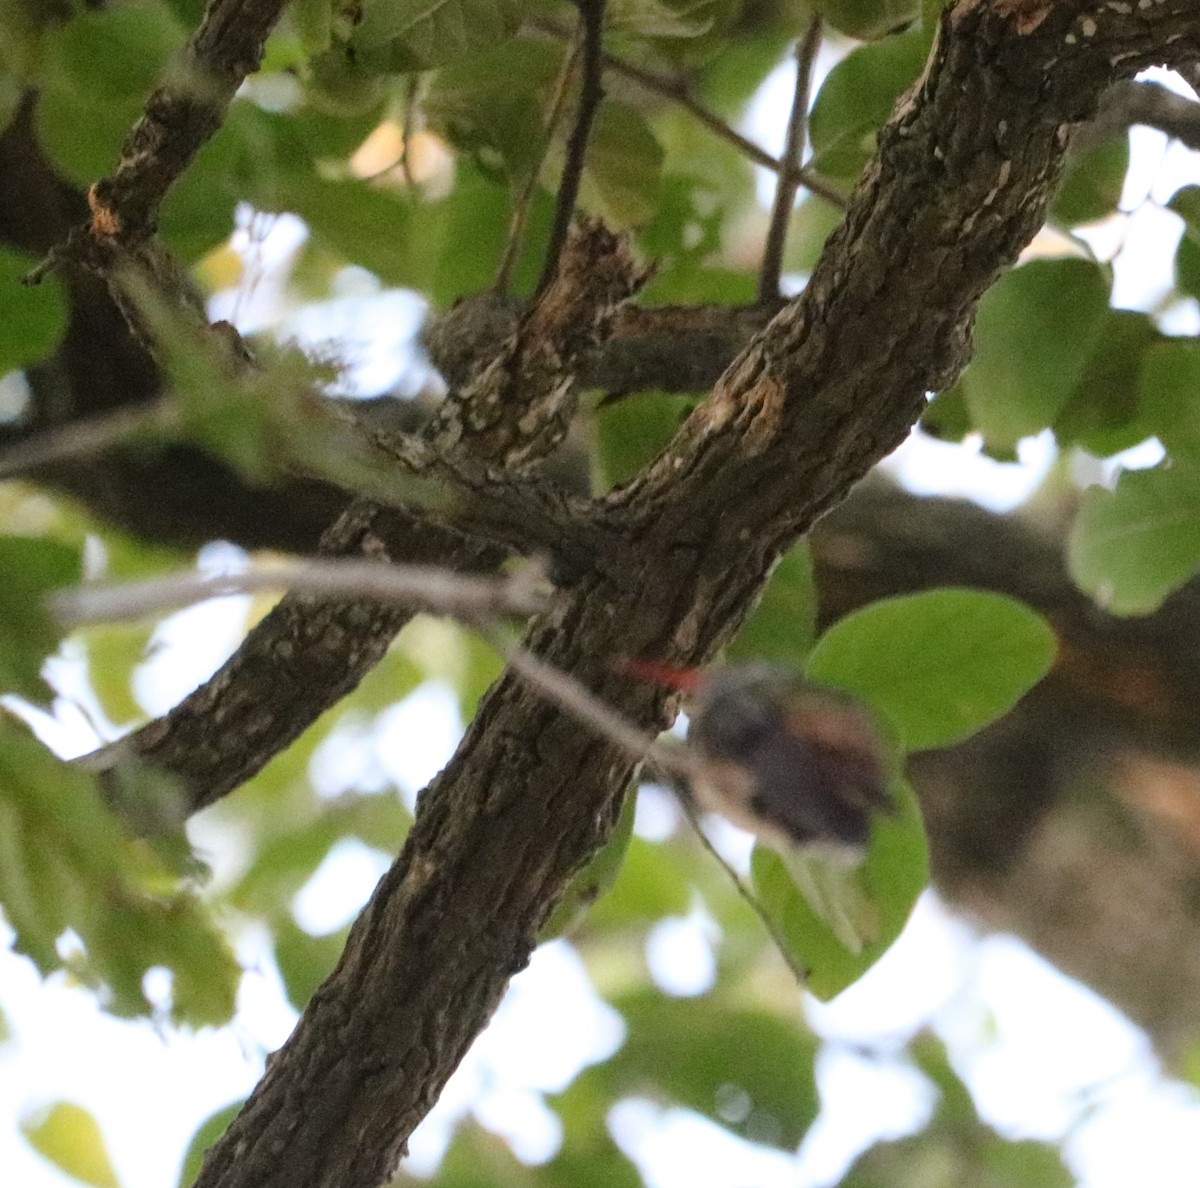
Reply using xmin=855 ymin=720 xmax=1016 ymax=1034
xmin=433 ymin=218 xmax=650 ymax=467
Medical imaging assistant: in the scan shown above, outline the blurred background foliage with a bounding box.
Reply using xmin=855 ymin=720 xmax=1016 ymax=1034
xmin=1 ymin=0 xmax=1199 ymax=1184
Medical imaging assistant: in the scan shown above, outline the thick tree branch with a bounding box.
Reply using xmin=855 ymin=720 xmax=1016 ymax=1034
xmin=191 ymin=6 xmax=1200 ymax=1187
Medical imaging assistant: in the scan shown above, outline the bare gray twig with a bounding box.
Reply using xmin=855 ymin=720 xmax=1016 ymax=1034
xmin=51 ymin=559 xmax=550 ymax=630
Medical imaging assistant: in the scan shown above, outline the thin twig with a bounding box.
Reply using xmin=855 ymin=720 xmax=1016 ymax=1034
xmin=535 ymin=0 xmax=607 ymax=297
xmin=489 ymin=632 xmax=806 ymax=986
xmin=492 ymin=636 xmax=684 ymax=771
xmin=0 ymin=401 xmax=177 ymax=480
xmin=530 ymin=16 xmax=848 ymax=211
xmin=671 ymin=781 xmax=808 ymax=984
xmin=401 ymin=74 xmax=420 ymax=188
xmin=494 ymin=38 xmax=582 ymax=295
xmin=50 ymin=559 xmax=550 ymax=629
xmin=758 ymin=18 xmax=823 ymax=303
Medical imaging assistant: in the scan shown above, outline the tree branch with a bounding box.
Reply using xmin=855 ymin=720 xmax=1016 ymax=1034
xmin=535 ymin=0 xmax=608 ymax=297
xmin=88 ymin=0 xmax=289 ymax=251
xmin=50 ymin=559 xmax=550 ymax=630
xmin=190 ymin=6 xmax=1200 ymax=1186
xmin=493 ymin=38 xmax=580 ymax=295
xmin=1083 ymin=77 xmax=1200 ymax=152
xmin=0 ymin=401 xmax=174 ymax=480
xmin=758 ymin=17 xmax=823 ymax=304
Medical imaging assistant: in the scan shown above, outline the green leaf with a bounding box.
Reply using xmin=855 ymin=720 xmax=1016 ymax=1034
xmin=34 ymin=84 xmax=144 ymax=189
xmin=587 ymin=990 xmax=820 ymax=1148
xmin=1068 ymin=464 xmax=1200 ymax=615
xmin=815 ymin=0 xmax=921 ymax=40
xmin=808 ymin=30 xmax=927 ymax=182
xmin=806 ymin=589 xmax=1056 ymax=750
xmin=274 ymin=918 xmax=348 ymax=1010
xmin=279 ymin=178 xmax=424 ymax=287
xmin=578 ymin=101 xmax=664 ymax=228
xmin=0 ymin=246 xmax=68 ymax=373
xmin=727 ymin=544 xmax=817 ymax=669
xmin=177 ymin=1102 xmax=244 ymax=1188
xmin=0 ymin=717 xmax=239 ymax=1024
xmin=782 ymin=194 xmax=845 ymax=276
xmin=1139 ymin=338 xmax=1200 ymax=464
xmin=34 ymin=4 xmax=185 ymax=188
xmin=594 ymin=392 xmax=693 ymax=488
xmin=424 ymin=39 xmax=562 ymax=176
xmin=1053 ymin=309 xmax=1158 ymax=457
xmin=584 ymin=835 xmax=693 ymax=932
xmin=0 ymin=534 xmax=78 ymax=701
xmin=962 ymin=258 xmax=1109 ymax=452
xmin=0 ymin=73 xmax=22 ymax=138
xmin=751 ymin=775 xmax=927 ymax=999
xmin=1051 ymin=136 xmax=1129 ymax=227
xmin=1170 ymin=186 xmax=1200 ymax=300
xmin=608 ymin=0 xmax=721 ymax=39
xmin=921 ymin=381 xmax=972 ymax=442
xmin=230 ymin=791 xmax=409 ymax=917
xmin=21 ymin=1101 xmax=121 ymax=1188
xmin=79 ymin=624 xmax=153 ymax=728
xmin=542 ymin=785 xmax=637 ymax=939
xmin=353 ymin=0 xmax=524 ymax=67
xmin=47 ymin=4 xmax=183 ymax=102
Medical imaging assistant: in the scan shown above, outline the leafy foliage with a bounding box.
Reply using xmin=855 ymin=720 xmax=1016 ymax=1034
xmin=0 ymin=534 xmax=79 ymax=700
xmin=0 ymin=717 xmax=238 ymax=1023
xmin=0 ymin=247 xmax=67 ymax=373
xmin=962 ymin=259 xmax=1110 ymax=455
xmin=806 ymin=589 xmax=1057 ymax=751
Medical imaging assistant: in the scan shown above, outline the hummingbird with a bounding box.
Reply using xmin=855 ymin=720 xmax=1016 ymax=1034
xmin=622 ymin=660 xmax=895 ymax=860
xmin=622 ymin=660 xmax=897 ymax=953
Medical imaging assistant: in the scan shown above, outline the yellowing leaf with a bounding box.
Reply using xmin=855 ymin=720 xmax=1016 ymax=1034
xmin=21 ymin=1102 xmax=121 ymax=1188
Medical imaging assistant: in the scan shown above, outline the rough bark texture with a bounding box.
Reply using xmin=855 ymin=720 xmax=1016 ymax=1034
xmin=179 ymin=5 xmax=1200 ymax=1186
xmin=88 ymin=0 xmax=290 ymax=245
